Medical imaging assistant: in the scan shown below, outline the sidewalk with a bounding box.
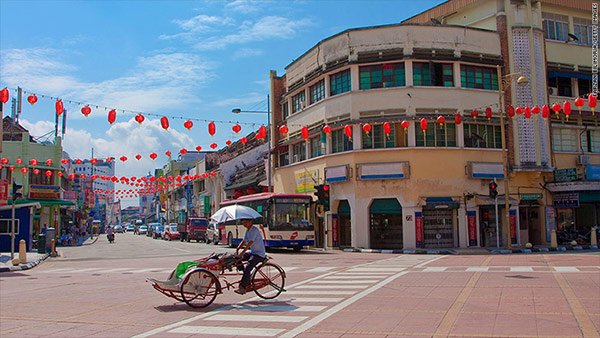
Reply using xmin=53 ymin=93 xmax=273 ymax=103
xmin=343 ymin=244 xmax=599 ymax=255
xmin=0 ymin=251 xmax=49 ymax=272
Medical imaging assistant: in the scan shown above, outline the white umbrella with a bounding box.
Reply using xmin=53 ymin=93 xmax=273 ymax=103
xmin=210 ymin=205 xmax=262 ymax=223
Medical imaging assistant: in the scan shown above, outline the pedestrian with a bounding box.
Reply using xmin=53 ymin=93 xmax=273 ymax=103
xmin=41 ymin=223 xmax=48 ymax=236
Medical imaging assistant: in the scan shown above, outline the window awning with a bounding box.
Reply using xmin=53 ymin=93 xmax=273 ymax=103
xmin=548 ymin=71 xmax=592 ymax=80
xmin=8 ymin=199 xmax=75 ymax=206
xmin=369 ymin=198 xmax=402 ymax=214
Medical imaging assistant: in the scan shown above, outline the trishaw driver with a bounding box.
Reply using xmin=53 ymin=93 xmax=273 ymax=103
xmin=234 ymin=218 xmax=266 ymax=295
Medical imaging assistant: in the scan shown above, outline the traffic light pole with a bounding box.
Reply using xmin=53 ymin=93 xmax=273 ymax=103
xmin=494 ymin=196 xmax=499 ymax=249
xmin=10 ymin=199 xmax=15 ymax=259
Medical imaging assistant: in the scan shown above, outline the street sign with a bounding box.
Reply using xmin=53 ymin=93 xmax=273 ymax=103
xmin=553 ymin=168 xmax=577 ymax=182
xmin=520 ymin=193 xmax=542 ymax=201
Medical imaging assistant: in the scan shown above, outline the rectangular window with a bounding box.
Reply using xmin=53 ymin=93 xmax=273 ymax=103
xmin=330 ymin=69 xmax=351 ymax=96
xmin=359 ymin=63 xmax=405 ymax=90
xmin=580 ymin=130 xmax=600 ymax=153
xmin=573 ymin=17 xmax=592 ymax=46
xmin=292 ymin=142 xmax=306 ymax=163
xmin=309 ymin=80 xmax=325 ymax=105
xmin=278 ymin=151 xmax=289 ymax=166
xmin=310 ymin=136 xmax=323 ymax=158
xmin=292 ymin=91 xmax=305 ymax=113
xmin=464 ymin=122 xmax=501 ymax=148
xmin=542 ymin=12 xmax=569 ymax=42
xmin=361 ymin=123 xmax=407 ymax=149
xmin=198 ymin=180 xmax=205 ymax=192
xmin=331 ymin=128 xmax=353 ymax=153
xmin=416 ymin=122 xmax=457 ymax=147
xmin=578 ymin=79 xmax=591 ymax=97
xmin=29 ymin=171 xmax=54 ymax=185
xmin=551 ymin=127 xmax=578 ymax=152
xmin=413 ymin=62 xmax=453 ymax=87
xmin=460 ymin=65 xmax=498 ymax=90
xmin=282 ymin=101 xmax=289 ymax=120
xmin=0 ymin=219 xmax=19 ymax=235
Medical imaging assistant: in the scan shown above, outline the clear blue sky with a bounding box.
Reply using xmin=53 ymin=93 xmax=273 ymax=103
xmin=1 ymin=0 xmax=444 ymax=204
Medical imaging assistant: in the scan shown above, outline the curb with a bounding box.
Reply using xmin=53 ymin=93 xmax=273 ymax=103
xmin=343 ymin=246 xmax=600 ymax=255
xmin=491 ymin=245 xmax=600 ymax=254
xmin=343 ymin=248 xmax=454 ymax=255
xmin=0 ymin=253 xmax=50 ymax=272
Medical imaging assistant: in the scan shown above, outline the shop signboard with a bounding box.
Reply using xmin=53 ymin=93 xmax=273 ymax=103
xmin=553 ymin=168 xmax=578 ymax=182
xmin=294 ymin=170 xmax=318 ymax=193
xmin=585 ymin=165 xmax=600 ymax=181
xmin=553 ymin=193 xmax=579 ymax=208
xmin=520 ymin=193 xmax=542 ymax=201
xmin=357 ymin=162 xmax=409 ymax=180
xmin=415 ymin=212 xmax=424 ymax=248
xmin=325 ymin=165 xmax=349 ymax=183
xmin=29 ymin=185 xmax=60 ymax=200
xmin=331 ymin=214 xmax=339 ymax=247
xmin=0 ymin=179 xmax=8 ymax=206
xmin=202 ymin=196 xmax=210 ymax=214
xmin=545 ymin=207 xmax=556 ymax=242
xmin=467 ymin=210 xmax=477 ymax=246
xmin=509 ymin=209 xmax=517 ymax=244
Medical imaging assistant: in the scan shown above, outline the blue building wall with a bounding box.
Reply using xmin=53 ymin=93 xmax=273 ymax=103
xmin=0 ymin=207 xmax=33 ymax=252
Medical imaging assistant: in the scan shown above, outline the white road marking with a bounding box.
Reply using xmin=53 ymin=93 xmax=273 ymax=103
xmin=280 ymin=267 xmax=298 ymax=272
xmin=423 ymin=267 xmax=447 ymax=272
xmin=283 ymin=297 xmax=344 ymax=303
xmin=466 ymin=267 xmax=489 ymax=272
xmin=40 ymin=268 xmax=75 ymax=273
xmin=510 ymin=266 xmax=534 ymax=272
xmin=101 ymin=268 xmax=132 ymax=273
xmin=323 ymin=275 xmax=384 ymax=280
xmin=206 ymin=314 xmax=308 ymax=322
xmin=554 ymin=267 xmax=580 ymax=272
xmin=309 ymin=280 xmax=378 ymax=284
xmin=305 ymin=267 xmax=336 ymax=272
xmin=231 ymin=304 xmax=327 ymax=312
xmin=296 ymin=285 xmax=370 ymax=289
xmin=284 ymin=290 xmax=357 ymax=295
xmin=169 ymin=326 xmax=284 ymax=336
xmin=66 ymin=268 xmax=104 ymax=273
xmin=334 ymin=272 xmax=394 ymax=275
xmin=127 ymin=268 xmax=164 ymax=273
xmin=347 ymin=268 xmax=405 ymax=272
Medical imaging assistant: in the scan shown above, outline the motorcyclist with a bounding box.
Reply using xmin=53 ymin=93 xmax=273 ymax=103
xmin=106 ymin=225 xmax=114 ymax=243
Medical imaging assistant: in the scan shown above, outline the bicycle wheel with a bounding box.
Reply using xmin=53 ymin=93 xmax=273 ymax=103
xmin=252 ymin=262 xmax=286 ymax=299
xmin=180 ymin=268 xmax=220 ymax=308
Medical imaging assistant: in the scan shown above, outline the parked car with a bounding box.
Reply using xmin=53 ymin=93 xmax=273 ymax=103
xmin=206 ymin=222 xmax=221 ymax=245
xmin=125 ymin=224 xmax=135 ymax=232
xmin=114 ymin=225 xmax=124 ymax=233
xmin=185 ymin=218 xmax=209 ymax=242
xmin=163 ymin=224 xmax=179 ymax=241
xmin=153 ymin=224 xmax=165 ymax=239
xmin=137 ymin=225 xmax=148 ymax=235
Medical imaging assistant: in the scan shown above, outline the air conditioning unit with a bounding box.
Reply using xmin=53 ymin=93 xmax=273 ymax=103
xmin=577 ymin=155 xmax=590 ymax=166
xmin=293 ymin=154 xmax=299 ymax=163
xmin=548 ymin=87 xmax=558 ymax=96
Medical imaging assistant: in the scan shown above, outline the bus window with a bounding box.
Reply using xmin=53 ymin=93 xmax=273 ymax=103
xmin=272 ymin=202 xmax=313 ymax=231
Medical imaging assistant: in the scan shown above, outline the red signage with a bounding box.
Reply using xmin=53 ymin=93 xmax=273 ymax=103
xmin=0 ymin=179 xmax=8 ymax=205
xmin=415 ymin=212 xmax=423 ymax=248
xmin=467 ymin=210 xmax=477 ymax=246
xmin=331 ymin=215 xmax=339 ymax=247
xmin=509 ymin=209 xmax=517 ymax=244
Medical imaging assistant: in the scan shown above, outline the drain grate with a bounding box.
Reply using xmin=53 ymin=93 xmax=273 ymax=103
xmin=505 ymin=274 xmax=536 ymax=279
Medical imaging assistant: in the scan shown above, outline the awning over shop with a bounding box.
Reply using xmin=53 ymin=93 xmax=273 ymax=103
xmin=8 ymin=199 xmax=75 ymax=206
xmin=580 ymin=191 xmax=600 ymax=203
xmin=548 ymin=71 xmax=592 ymax=80
xmin=338 ymin=200 xmax=351 ymax=214
xmin=369 ymin=198 xmax=402 ymax=214
xmin=0 ymin=202 xmax=41 ymax=211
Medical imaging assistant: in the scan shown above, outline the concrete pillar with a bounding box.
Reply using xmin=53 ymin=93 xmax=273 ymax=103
xmin=591 ymin=228 xmax=597 ymax=247
xmin=550 ymin=229 xmax=558 ymax=248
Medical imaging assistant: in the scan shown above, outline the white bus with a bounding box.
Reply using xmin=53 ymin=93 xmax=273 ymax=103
xmin=221 ymin=193 xmax=314 ymax=251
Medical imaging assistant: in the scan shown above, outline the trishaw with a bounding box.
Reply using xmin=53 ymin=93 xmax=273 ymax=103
xmin=147 ymin=252 xmax=286 ymax=308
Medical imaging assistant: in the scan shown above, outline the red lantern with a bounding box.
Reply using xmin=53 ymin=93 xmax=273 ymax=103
xmin=180 ymin=148 xmax=188 ymax=155
xmin=383 ymin=122 xmax=391 ymax=136
xmin=81 ymin=105 xmax=91 ymax=117
xmin=135 ymin=154 xmax=142 ymax=160
xmin=60 ymin=159 xmax=69 ymax=164
xmin=516 ymin=107 xmax=523 ymax=116
xmin=160 ymin=116 xmax=169 ymax=130
xmin=195 ymin=146 xmax=202 ymax=151
xmin=45 ymin=170 xmax=52 ymax=177
xmin=30 ymin=159 xmax=38 ymax=166
xmin=150 ymin=152 xmax=157 ymax=160
xmin=208 ymin=121 xmax=216 ymax=136
xmin=506 ymin=106 xmax=515 ymax=118
xmin=33 ymin=169 xmax=40 ymax=175
xmin=531 ymin=106 xmax=540 ymax=115
xmin=301 ymin=126 xmax=309 ymax=140
xmin=21 ymin=167 xmax=28 ymax=174
xmin=105 ymin=157 xmax=112 ymax=163
xmin=57 ymin=172 xmax=63 ymax=177
xmin=89 ymin=158 xmax=98 ymax=165
xmin=401 ymin=120 xmax=410 ymax=131
xmin=542 ymin=105 xmax=550 ymax=119
xmin=470 ymin=109 xmax=479 ymax=120
xmin=279 ymin=125 xmax=288 ymax=135
xmin=574 ymin=97 xmax=584 ymax=115
xmin=165 ymin=150 xmax=171 ymax=157
xmin=184 ymin=120 xmax=193 ymax=130
xmin=485 ymin=107 xmax=492 ymax=120
xmin=55 ymin=99 xmax=64 ymax=116
xmin=241 ymin=137 xmax=248 ymax=145
xmin=69 ymin=173 xmax=76 ymax=180
xmin=0 ymin=87 xmax=9 ymax=104
xmin=589 ymin=94 xmax=597 ymax=113
xmin=323 ymin=125 xmax=332 ymax=134
xmin=15 ymin=158 xmax=22 ymax=164
xmin=226 ymin=140 xmax=232 ymax=146
xmin=0 ymin=158 xmax=8 ymax=165
xmin=344 ymin=124 xmax=352 ymax=139
xmin=120 ymin=156 xmax=128 ymax=162
xmin=257 ymin=125 xmax=267 ymax=139
xmin=135 ymin=113 xmax=145 ymax=124
xmin=524 ymin=106 xmax=532 ymax=119
xmin=8 ymin=165 xmax=14 ymax=171
xmin=455 ymin=113 xmax=462 ymax=125
xmin=27 ymin=94 xmax=37 ymax=105
xmin=362 ymin=123 xmax=372 ymax=134
xmin=552 ymin=103 xmax=561 ymax=116
xmin=436 ymin=115 xmax=446 ymax=128
xmin=45 ymin=159 xmax=53 ymax=166
xmin=210 ymin=143 xmax=218 ymax=149
xmin=420 ymin=118 xmax=428 ymax=132
xmin=563 ymin=101 xmax=572 ymax=121
xmin=232 ymin=124 xmax=241 ymax=134
xmin=108 ymin=109 xmax=117 ymax=124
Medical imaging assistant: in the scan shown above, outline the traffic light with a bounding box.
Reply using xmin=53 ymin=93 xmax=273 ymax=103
xmin=488 ymin=180 xmax=498 ymax=198
xmin=12 ymin=181 xmax=23 ymax=201
xmin=314 ymin=184 xmax=324 ymax=201
xmin=313 ymin=184 xmax=331 ymax=212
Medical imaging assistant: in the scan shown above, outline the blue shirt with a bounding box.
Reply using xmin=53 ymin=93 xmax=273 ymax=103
xmin=243 ymin=226 xmax=266 ymax=258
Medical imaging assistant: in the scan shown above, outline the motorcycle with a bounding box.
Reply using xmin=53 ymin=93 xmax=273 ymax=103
xmin=107 ymin=233 xmax=115 ymax=243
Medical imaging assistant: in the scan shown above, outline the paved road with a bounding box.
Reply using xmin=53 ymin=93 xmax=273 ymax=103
xmin=1 ymin=232 xmax=599 ymax=337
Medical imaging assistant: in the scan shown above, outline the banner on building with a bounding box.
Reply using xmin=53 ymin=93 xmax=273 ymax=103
xmin=467 ymin=210 xmax=477 ymax=246
xmin=331 ymin=214 xmax=339 ymax=247
xmin=29 ymin=185 xmax=60 ymax=200
xmin=509 ymin=209 xmax=517 ymax=244
xmin=415 ymin=212 xmax=424 ymax=248
xmin=294 ymin=170 xmax=318 ymax=193
xmin=0 ymin=179 xmax=8 ymax=206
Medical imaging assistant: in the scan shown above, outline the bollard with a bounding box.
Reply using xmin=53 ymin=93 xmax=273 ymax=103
xmin=18 ymin=239 xmax=27 ymax=264
xmin=591 ymin=228 xmax=598 ymax=246
xmin=550 ymin=229 xmax=558 ymax=248
xmin=51 ymin=238 xmax=57 ymax=257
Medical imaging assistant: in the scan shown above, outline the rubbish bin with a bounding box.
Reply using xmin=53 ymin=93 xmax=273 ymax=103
xmin=37 ymin=234 xmax=46 ymax=254
xmin=45 ymin=227 xmax=56 ymax=253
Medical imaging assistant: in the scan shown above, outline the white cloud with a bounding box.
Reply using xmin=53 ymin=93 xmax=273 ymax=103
xmin=194 ymin=16 xmax=312 ymax=50
xmin=159 ymin=14 xmax=235 ymax=42
xmin=212 ymin=92 xmax=266 ymax=107
xmin=225 ymin=0 xmax=267 ymax=14
xmin=232 ymin=48 xmax=264 ymax=59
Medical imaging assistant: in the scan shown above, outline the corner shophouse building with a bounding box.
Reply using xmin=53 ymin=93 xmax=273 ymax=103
xmin=269 ymin=1 xmax=596 ymax=250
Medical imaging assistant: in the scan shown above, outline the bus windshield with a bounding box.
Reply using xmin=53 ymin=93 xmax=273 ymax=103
xmin=271 ymin=199 xmax=313 ymax=231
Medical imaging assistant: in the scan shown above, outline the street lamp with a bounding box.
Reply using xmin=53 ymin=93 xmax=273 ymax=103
xmin=497 ymin=65 xmax=528 ymax=249
xmin=232 ymin=94 xmax=272 ymax=192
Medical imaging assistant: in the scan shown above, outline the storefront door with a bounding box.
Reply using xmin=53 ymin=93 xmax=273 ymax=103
xmin=369 ymin=198 xmax=403 ymax=249
xmin=480 ymin=205 xmax=504 ymax=247
xmin=519 ymin=204 xmax=541 ymax=245
xmin=338 ymin=200 xmax=351 ymax=247
xmin=423 ymin=209 xmax=454 ymax=248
